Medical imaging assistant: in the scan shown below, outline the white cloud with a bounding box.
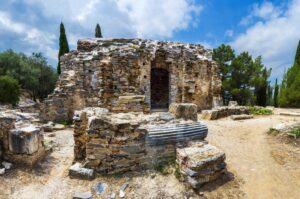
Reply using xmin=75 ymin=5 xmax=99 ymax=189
xmin=0 ymin=11 xmax=57 ymax=60
xmin=22 ymin=0 xmax=201 ymax=38
xmin=115 ymin=0 xmax=202 ymax=37
xmin=231 ymin=0 xmax=300 ymax=80
xmin=240 ymin=1 xmax=283 ymax=26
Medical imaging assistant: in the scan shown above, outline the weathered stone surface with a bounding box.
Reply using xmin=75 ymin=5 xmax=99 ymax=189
xmin=9 ymin=126 xmax=41 ymax=154
xmin=0 ymin=168 xmax=5 ymax=175
xmin=42 ymin=38 xmax=221 ymax=122
xmin=169 ymin=103 xmax=198 ymax=121
xmin=176 ymin=142 xmax=226 ymax=188
xmin=74 ymin=107 xmax=209 ymax=174
xmin=201 ymin=106 xmax=249 ymax=120
xmin=72 ymin=192 xmax=93 ymax=199
xmin=231 ymin=114 xmax=254 ymax=120
xmin=228 ymin=101 xmax=238 ymax=107
xmin=69 ymin=162 xmax=95 ymax=180
xmin=0 ymin=110 xmax=45 ymax=166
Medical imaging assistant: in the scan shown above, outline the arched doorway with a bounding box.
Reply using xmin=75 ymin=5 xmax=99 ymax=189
xmin=151 ymin=68 xmax=169 ymax=109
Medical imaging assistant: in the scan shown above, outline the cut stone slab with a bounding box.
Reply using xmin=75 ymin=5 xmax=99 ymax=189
xmin=231 ymin=114 xmax=253 ymax=120
xmin=72 ymin=192 xmax=93 ymax=199
xmin=279 ymin=112 xmax=300 ymax=117
xmin=176 ymin=142 xmax=226 ymax=188
xmin=9 ymin=125 xmax=41 ymax=155
xmin=169 ymin=103 xmax=198 ymax=121
xmin=228 ymin=101 xmax=238 ymax=107
xmin=69 ymin=163 xmax=95 ymax=180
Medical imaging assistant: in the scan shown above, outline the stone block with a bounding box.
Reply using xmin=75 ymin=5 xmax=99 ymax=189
xmin=9 ymin=126 xmax=41 ymax=155
xmin=228 ymin=101 xmax=238 ymax=107
xmin=176 ymin=142 xmax=226 ymax=188
xmin=231 ymin=114 xmax=253 ymax=120
xmin=69 ymin=162 xmax=95 ymax=180
xmin=169 ymin=103 xmax=198 ymax=121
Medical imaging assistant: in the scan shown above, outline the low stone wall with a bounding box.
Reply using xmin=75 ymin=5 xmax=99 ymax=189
xmin=201 ymin=106 xmax=249 ymax=120
xmin=73 ymin=108 xmax=208 ymax=174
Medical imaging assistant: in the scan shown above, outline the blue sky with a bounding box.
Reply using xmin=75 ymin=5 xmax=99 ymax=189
xmin=0 ymin=0 xmax=299 ymax=82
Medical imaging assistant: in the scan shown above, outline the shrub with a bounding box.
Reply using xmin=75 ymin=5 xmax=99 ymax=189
xmin=288 ymin=128 xmax=300 ymax=139
xmin=248 ymin=107 xmax=273 ymax=115
xmin=0 ymin=76 xmax=20 ymax=106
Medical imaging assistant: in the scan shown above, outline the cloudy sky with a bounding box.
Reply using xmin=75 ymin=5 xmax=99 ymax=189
xmin=0 ymin=0 xmax=300 ymax=82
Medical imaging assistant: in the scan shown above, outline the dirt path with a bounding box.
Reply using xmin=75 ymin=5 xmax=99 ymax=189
xmin=204 ymin=114 xmax=300 ymax=199
xmin=1 ymin=113 xmax=300 ymax=198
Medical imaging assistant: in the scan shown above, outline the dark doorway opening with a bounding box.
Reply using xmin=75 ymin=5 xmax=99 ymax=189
xmin=151 ymin=68 xmax=169 ymax=109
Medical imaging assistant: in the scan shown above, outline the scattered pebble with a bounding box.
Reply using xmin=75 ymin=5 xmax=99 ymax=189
xmin=119 ymin=190 xmax=125 ymax=198
xmin=0 ymin=168 xmax=5 ymax=175
xmin=94 ymin=182 xmax=107 ymax=195
xmin=2 ymin=161 xmax=12 ymax=170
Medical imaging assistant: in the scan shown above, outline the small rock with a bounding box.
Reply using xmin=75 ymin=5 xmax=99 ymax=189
xmin=2 ymin=161 xmax=12 ymax=170
xmin=199 ymin=192 xmax=204 ymax=196
xmin=69 ymin=163 xmax=95 ymax=180
xmin=94 ymin=183 xmax=107 ymax=195
xmin=47 ymin=133 xmax=56 ymax=137
xmin=109 ymin=192 xmax=116 ymax=199
xmin=119 ymin=182 xmax=129 ymax=192
xmin=0 ymin=168 xmax=5 ymax=175
xmin=72 ymin=192 xmax=93 ymax=199
xmin=119 ymin=190 xmax=125 ymax=198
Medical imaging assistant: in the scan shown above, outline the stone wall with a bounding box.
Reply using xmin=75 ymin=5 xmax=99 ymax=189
xmin=42 ymin=38 xmax=221 ymax=122
xmin=73 ymin=108 xmax=208 ymax=174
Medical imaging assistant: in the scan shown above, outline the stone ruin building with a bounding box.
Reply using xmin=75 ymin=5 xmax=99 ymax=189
xmin=0 ymin=38 xmax=227 ymax=189
xmin=42 ymin=38 xmax=222 ymax=122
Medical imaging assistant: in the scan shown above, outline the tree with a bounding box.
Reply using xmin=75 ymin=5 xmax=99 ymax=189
xmin=0 ymin=76 xmax=20 ymax=106
xmin=212 ymin=44 xmax=235 ymax=104
xmin=95 ymin=23 xmax=103 ymax=38
xmin=0 ymin=50 xmax=57 ymax=101
xmin=278 ymin=40 xmax=300 ymax=107
xmin=57 ymin=22 xmax=69 ymax=75
xmin=273 ymin=78 xmax=279 ymax=107
xmin=230 ymin=52 xmax=254 ymax=105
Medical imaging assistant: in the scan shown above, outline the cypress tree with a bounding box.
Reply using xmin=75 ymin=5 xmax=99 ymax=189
xmin=273 ymin=78 xmax=279 ymax=107
xmin=57 ymin=22 xmax=69 ymax=75
xmin=95 ymin=24 xmax=102 ymax=38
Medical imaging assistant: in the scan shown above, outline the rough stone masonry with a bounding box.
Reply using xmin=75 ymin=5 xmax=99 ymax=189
xmin=42 ymin=38 xmax=222 ymax=122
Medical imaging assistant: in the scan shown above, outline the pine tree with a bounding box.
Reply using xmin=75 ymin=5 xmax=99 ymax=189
xmin=57 ymin=22 xmax=69 ymax=75
xmin=273 ymin=78 xmax=279 ymax=107
xmin=95 ymin=24 xmax=102 ymax=38
xmin=279 ymin=40 xmax=300 ymax=107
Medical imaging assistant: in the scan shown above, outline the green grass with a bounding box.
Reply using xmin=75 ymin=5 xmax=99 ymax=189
xmin=287 ymin=128 xmax=300 ymax=139
xmin=248 ymin=107 xmax=273 ymax=115
xmin=153 ymin=157 xmax=176 ymax=175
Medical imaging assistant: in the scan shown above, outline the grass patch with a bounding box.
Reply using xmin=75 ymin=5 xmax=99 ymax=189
xmin=287 ymin=128 xmax=300 ymax=139
xmin=267 ymin=128 xmax=280 ymax=136
xmin=153 ymin=157 xmax=176 ymax=175
xmin=248 ymin=107 xmax=273 ymax=115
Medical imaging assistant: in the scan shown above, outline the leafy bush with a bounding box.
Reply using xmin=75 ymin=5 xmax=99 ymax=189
xmin=248 ymin=107 xmax=273 ymax=115
xmin=288 ymin=128 xmax=300 ymax=139
xmin=0 ymin=50 xmax=58 ymax=101
xmin=0 ymin=76 xmax=20 ymax=106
